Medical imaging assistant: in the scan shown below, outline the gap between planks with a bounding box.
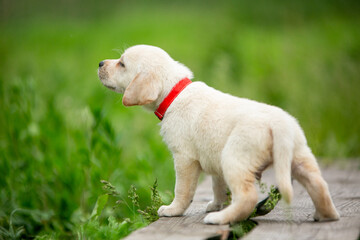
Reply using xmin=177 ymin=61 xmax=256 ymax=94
xmin=124 ymin=163 xmax=360 ymax=240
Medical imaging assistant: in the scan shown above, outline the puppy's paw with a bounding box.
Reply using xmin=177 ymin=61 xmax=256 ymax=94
xmin=206 ymin=201 xmax=223 ymax=212
xmin=204 ymin=212 xmax=227 ymax=225
xmin=158 ymin=205 xmax=184 ymax=217
xmin=313 ymin=210 xmax=340 ymax=222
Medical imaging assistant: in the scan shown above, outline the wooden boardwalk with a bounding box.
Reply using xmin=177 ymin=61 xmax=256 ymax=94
xmin=124 ymin=164 xmax=360 ymax=240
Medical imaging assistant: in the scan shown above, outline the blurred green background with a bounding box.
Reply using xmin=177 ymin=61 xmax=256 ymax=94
xmin=1 ymin=0 xmax=359 ymax=238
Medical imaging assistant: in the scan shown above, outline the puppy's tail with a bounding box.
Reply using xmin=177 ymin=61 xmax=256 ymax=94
xmin=272 ymin=122 xmax=294 ymax=204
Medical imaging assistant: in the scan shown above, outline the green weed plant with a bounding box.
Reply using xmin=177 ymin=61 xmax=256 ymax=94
xmin=229 ymin=182 xmax=282 ymax=239
xmin=76 ymin=179 xmax=163 ymax=239
xmin=1 ymin=0 xmax=359 ymax=238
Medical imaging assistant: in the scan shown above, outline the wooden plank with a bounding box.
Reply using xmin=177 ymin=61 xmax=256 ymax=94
xmin=243 ymin=164 xmax=360 ymax=240
xmin=125 ymin=164 xmax=360 ymax=240
xmin=124 ymin=176 xmax=230 ymax=240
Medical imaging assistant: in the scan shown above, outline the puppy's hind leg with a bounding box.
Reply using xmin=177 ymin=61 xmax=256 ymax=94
xmin=204 ymin=169 xmax=257 ymax=224
xmin=206 ymin=176 xmax=228 ymax=212
xmin=204 ymin=147 xmax=258 ymax=224
xmin=292 ymin=148 xmax=340 ymax=221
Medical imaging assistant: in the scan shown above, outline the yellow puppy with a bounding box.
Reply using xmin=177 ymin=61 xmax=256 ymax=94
xmin=98 ymin=45 xmax=339 ymax=224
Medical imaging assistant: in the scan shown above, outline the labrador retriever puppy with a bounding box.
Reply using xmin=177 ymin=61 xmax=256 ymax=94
xmin=98 ymin=45 xmax=339 ymax=224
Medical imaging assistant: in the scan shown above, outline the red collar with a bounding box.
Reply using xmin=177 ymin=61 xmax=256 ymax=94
xmin=154 ymin=78 xmax=192 ymax=120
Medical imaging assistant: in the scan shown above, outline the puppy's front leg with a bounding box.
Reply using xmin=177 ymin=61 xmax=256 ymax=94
xmin=158 ymin=158 xmax=201 ymax=217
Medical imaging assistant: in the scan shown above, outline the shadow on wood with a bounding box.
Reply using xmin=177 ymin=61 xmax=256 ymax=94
xmin=124 ymin=164 xmax=360 ymax=240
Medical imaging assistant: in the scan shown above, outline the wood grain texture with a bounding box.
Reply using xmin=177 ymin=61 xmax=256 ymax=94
xmin=124 ymin=164 xmax=360 ymax=240
xmin=243 ymin=164 xmax=360 ymax=240
xmin=124 ymin=177 xmax=230 ymax=240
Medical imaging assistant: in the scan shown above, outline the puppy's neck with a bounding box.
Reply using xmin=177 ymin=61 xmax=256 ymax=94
xmin=142 ymin=77 xmax=190 ymax=113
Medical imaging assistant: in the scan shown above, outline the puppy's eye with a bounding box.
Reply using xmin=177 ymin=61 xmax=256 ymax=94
xmin=119 ymin=61 xmax=125 ymax=67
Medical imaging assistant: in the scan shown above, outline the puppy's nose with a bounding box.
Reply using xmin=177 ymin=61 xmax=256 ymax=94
xmin=99 ymin=61 xmax=104 ymax=67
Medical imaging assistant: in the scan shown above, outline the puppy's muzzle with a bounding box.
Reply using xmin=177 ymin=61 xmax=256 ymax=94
xmin=99 ymin=61 xmax=105 ymax=68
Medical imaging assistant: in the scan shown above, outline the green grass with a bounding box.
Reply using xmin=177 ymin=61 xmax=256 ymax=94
xmin=1 ymin=0 xmax=359 ymax=238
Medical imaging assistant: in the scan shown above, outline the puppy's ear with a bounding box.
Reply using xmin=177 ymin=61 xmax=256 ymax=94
xmin=122 ymin=72 xmax=161 ymax=106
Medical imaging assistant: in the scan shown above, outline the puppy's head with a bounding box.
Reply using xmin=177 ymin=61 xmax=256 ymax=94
xmin=98 ymin=45 xmax=193 ymax=107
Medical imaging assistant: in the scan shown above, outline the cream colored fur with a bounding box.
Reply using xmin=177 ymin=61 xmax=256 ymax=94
xmin=98 ymin=45 xmax=340 ymax=224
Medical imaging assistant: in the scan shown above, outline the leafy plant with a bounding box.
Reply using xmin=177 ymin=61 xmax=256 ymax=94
xmin=137 ymin=179 xmax=164 ymax=223
xmin=77 ymin=215 xmax=131 ymax=240
xmin=228 ymin=182 xmax=282 ymax=239
xmin=228 ymin=220 xmax=258 ymax=239
xmin=253 ymin=183 xmax=281 ymax=217
xmin=0 ymin=209 xmax=25 ymax=240
xmin=77 ymin=191 xmax=133 ymax=240
xmin=263 ymin=186 xmax=281 ymax=212
xmin=77 ymin=179 xmax=164 ymax=239
xmin=1 ymin=1 xmax=359 ymax=238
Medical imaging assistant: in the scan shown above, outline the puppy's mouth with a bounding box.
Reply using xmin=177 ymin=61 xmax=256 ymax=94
xmin=103 ymin=84 xmax=116 ymax=90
